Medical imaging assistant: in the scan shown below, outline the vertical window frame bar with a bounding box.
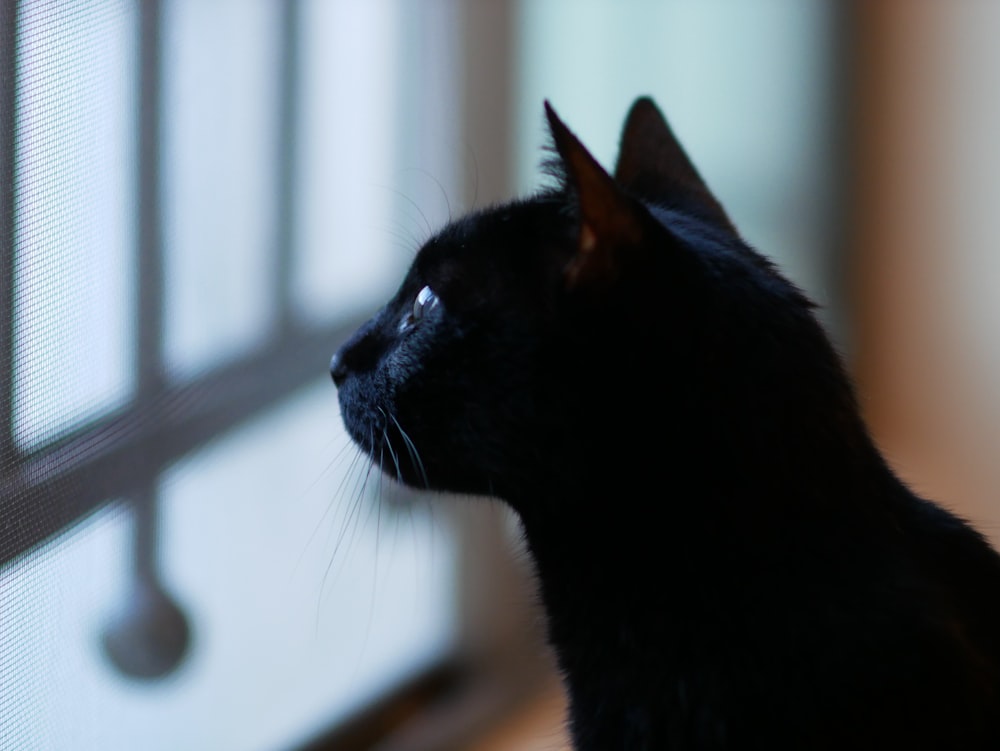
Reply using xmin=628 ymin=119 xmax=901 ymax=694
xmin=136 ymin=0 xmax=165 ymax=400
xmin=132 ymin=0 xmax=165 ymax=579
xmin=275 ymin=0 xmax=300 ymax=336
xmin=0 ymin=0 xmax=19 ymax=474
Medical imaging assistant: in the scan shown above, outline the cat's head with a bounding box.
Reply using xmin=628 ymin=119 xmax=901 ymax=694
xmin=331 ymin=98 xmax=854 ymax=507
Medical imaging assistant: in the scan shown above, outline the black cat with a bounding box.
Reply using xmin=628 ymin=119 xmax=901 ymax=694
xmin=330 ymin=97 xmax=1000 ymax=749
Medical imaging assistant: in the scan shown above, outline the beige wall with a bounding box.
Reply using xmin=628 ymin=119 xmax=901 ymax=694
xmin=854 ymin=0 xmax=1000 ymax=541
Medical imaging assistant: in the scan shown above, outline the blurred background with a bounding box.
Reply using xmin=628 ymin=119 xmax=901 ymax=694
xmin=2 ymin=1 xmax=999 ymax=749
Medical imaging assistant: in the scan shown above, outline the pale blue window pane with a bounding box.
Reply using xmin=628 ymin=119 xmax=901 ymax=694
xmin=0 ymin=382 xmax=457 ymax=749
xmin=515 ymin=0 xmax=833 ymax=304
xmin=161 ymin=0 xmax=281 ymax=377
xmin=14 ymin=1 xmax=137 ymax=448
xmin=0 ymin=504 xmax=131 ymax=751
xmin=293 ymin=0 xmax=403 ymax=324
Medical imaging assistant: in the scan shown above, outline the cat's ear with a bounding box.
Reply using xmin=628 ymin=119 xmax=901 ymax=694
xmin=614 ymin=96 xmax=736 ymax=235
xmin=544 ymin=101 xmax=647 ymax=290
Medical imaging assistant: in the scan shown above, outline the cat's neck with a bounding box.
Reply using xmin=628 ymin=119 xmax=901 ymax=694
xmin=514 ymin=438 xmax=898 ymax=750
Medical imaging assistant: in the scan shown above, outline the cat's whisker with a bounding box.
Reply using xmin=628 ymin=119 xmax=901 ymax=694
xmin=318 ymin=443 xmax=376 ymax=607
xmin=326 ymin=445 xmax=368 ymax=521
xmin=299 ymin=431 xmax=355 ymax=486
xmin=399 ymin=166 xmax=455 ymax=231
xmin=380 ymin=224 xmax=423 ymax=256
xmin=328 ymin=452 xmax=367 ymax=546
xmin=306 ymin=435 xmax=366 ymax=504
xmin=420 ymin=168 xmax=453 ymax=225
xmin=383 ymin=430 xmax=403 ymax=481
xmin=371 ymin=443 xmax=386 ymax=556
xmin=389 ymin=413 xmax=429 ymax=489
xmin=313 ymin=448 xmax=372 ymax=634
xmin=291 ymin=444 xmax=366 ymax=577
xmin=377 ymin=181 xmax=435 ymax=244
xmin=326 ymin=436 xmax=360 ymax=471
xmin=373 ymin=446 xmax=386 ymax=569
xmin=376 ymin=407 xmax=406 ymax=483
xmin=345 ymin=438 xmax=398 ymax=678
xmin=309 ymin=444 xmax=367 ymax=568
xmin=340 ymin=454 xmax=378 ymax=570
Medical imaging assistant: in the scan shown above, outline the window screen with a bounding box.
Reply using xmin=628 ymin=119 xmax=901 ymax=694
xmin=1 ymin=1 xmax=461 ymax=748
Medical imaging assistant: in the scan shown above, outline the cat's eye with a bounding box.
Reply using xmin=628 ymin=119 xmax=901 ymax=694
xmin=401 ymin=285 xmax=439 ymax=331
xmin=412 ymin=285 xmax=439 ymax=320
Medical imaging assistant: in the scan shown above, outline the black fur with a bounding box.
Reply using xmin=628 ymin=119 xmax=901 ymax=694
xmin=330 ymin=97 xmax=1000 ymax=749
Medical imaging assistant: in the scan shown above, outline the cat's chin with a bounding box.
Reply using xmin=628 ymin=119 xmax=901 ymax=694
xmin=365 ymin=443 xmax=494 ymax=499
xmin=335 ymin=398 xmax=431 ymax=491
xmin=347 ymin=415 xmax=434 ymax=492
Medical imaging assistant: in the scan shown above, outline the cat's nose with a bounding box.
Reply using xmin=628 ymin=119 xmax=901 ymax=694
xmin=330 ymin=352 xmax=347 ymax=386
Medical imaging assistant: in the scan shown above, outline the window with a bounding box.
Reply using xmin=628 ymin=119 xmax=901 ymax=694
xmin=1 ymin=2 xmax=479 ymax=749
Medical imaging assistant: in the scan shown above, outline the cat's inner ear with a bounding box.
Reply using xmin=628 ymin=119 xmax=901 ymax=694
xmin=544 ymin=101 xmax=646 ymax=290
xmin=613 ymin=96 xmax=737 ymax=235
